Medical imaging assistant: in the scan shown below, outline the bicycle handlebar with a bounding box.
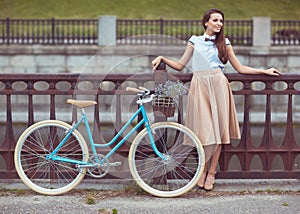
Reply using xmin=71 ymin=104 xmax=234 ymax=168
xmin=138 ymin=86 xmax=149 ymax=92
xmin=126 ymin=86 xmax=150 ymax=95
xmin=126 ymin=86 xmax=154 ymax=104
xmin=126 ymin=87 xmax=144 ymax=93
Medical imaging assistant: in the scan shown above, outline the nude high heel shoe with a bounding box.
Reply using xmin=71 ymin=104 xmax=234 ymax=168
xmin=204 ymin=172 xmax=216 ymax=191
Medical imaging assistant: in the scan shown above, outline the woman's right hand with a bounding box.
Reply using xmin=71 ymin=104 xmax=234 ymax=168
xmin=152 ymin=56 xmax=163 ymax=70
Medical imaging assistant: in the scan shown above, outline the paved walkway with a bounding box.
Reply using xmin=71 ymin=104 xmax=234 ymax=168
xmin=0 ymin=179 xmax=299 ymax=214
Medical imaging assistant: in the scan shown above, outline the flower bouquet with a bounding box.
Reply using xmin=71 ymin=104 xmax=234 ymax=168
xmin=152 ymin=80 xmax=188 ymax=117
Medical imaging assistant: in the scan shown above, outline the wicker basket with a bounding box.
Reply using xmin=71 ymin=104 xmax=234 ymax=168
xmin=152 ymin=96 xmax=175 ymax=117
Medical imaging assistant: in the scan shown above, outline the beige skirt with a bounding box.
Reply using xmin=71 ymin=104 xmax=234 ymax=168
xmin=185 ymin=69 xmax=241 ymax=146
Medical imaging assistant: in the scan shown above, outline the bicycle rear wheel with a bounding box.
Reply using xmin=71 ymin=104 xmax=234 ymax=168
xmin=14 ymin=120 xmax=89 ymax=195
xmin=129 ymin=122 xmax=205 ymax=197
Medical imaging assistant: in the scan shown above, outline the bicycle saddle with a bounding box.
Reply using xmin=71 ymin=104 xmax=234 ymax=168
xmin=66 ymin=99 xmax=97 ymax=108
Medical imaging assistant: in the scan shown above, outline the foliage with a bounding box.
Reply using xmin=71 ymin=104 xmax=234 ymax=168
xmin=85 ymin=195 xmax=96 ymax=205
xmin=98 ymin=208 xmax=108 ymax=213
xmin=123 ymin=182 xmax=146 ymax=195
xmin=0 ymin=0 xmax=299 ymax=19
xmin=98 ymin=208 xmax=118 ymax=214
xmin=154 ymin=80 xmax=188 ymax=101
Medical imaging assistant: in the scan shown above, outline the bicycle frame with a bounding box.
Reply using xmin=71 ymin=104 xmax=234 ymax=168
xmin=47 ymin=100 xmax=166 ymax=165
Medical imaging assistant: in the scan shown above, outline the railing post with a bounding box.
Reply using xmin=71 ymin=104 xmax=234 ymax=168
xmin=3 ymin=94 xmax=16 ymax=178
xmin=252 ymin=17 xmax=271 ymax=47
xmin=98 ymin=16 xmax=117 ymax=46
xmin=153 ymin=62 xmax=168 ymax=121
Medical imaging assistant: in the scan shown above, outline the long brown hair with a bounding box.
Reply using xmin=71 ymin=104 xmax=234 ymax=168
xmin=202 ymin=8 xmax=228 ymax=64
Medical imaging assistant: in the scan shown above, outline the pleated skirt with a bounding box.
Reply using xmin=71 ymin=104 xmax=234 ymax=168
xmin=185 ymin=69 xmax=241 ymax=146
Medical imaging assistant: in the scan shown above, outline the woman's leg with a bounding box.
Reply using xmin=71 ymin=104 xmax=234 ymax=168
xmin=197 ymin=144 xmax=213 ymax=188
xmin=204 ymin=144 xmax=222 ymax=190
xmin=197 ymin=144 xmax=219 ymax=188
xmin=197 ymin=162 xmax=207 ymax=187
xmin=208 ymin=144 xmax=221 ymax=173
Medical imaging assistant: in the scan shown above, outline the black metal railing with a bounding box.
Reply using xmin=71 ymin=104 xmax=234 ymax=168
xmin=117 ymin=19 xmax=252 ymax=46
xmin=0 ymin=18 xmax=299 ymax=46
xmin=0 ymin=72 xmax=299 ymax=180
xmin=272 ymin=20 xmax=300 ymax=45
xmin=0 ymin=18 xmax=98 ymax=45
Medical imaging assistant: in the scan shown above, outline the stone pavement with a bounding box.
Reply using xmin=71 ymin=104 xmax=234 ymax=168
xmin=0 ymin=179 xmax=299 ymax=214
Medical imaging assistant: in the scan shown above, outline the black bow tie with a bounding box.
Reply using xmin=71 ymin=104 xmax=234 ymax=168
xmin=205 ymin=37 xmax=215 ymax=42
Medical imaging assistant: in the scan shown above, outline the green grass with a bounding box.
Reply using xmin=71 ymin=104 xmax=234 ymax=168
xmin=85 ymin=195 xmax=96 ymax=205
xmin=0 ymin=0 xmax=299 ymax=19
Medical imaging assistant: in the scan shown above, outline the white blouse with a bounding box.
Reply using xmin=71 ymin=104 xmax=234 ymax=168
xmin=188 ymin=33 xmax=231 ymax=71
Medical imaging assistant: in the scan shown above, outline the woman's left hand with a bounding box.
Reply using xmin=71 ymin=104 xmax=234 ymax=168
xmin=152 ymin=56 xmax=163 ymax=70
xmin=263 ymin=68 xmax=281 ymax=76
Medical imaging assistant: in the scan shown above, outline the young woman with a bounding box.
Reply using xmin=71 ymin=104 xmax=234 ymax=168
xmin=152 ymin=8 xmax=280 ymax=191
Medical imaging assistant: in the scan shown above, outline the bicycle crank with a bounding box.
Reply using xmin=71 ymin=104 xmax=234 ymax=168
xmin=80 ymin=154 xmax=121 ymax=178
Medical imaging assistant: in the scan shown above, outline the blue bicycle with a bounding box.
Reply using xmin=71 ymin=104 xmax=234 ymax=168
xmin=14 ymin=87 xmax=204 ymax=197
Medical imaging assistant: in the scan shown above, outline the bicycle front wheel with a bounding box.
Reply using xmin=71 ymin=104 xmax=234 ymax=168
xmin=14 ymin=120 xmax=89 ymax=195
xmin=129 ymin=122 xmax=205 ymax=197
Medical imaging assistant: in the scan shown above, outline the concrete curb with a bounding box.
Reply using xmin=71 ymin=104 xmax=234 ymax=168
xmin=1 ymin=179 xmax=299 ymax=193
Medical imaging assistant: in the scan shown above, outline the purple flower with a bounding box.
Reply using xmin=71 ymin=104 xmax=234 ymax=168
xmin=154 ymin=80 xmax=188 ymax=101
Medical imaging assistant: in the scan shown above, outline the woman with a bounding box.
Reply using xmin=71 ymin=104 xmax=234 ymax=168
xmin=152 ymin=8 xmax=280 ymax=191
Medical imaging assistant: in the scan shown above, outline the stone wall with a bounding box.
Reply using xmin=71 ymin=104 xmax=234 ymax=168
xmin=1 ymin=44 xmax=299 ymax=75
